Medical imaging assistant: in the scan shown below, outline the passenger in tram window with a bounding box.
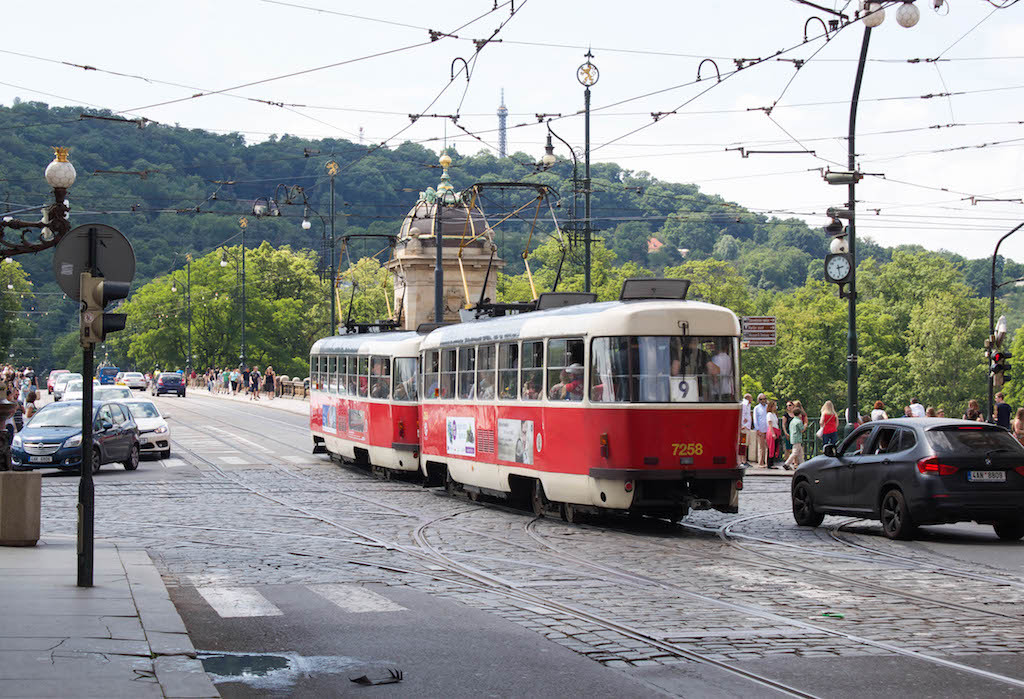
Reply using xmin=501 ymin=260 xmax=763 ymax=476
xmin=370 ymin=359 xmax=388 ymax=399
xmin=706 ymin=339 xmax=734 ymax=401
xmin=548 ymin=369 xmax=569 ymax=400
xmin=563 ymin=364 xmax=584 ymax=401
xmin=478 ymin=374 xmax=495 ymax=400
xmin=522 ymin=375 xmax=541 ymax=400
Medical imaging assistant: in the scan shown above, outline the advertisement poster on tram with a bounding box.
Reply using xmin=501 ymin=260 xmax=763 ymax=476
xmin=498 ymin=419 xmax=534 ymax=465
xmin=348 ymin=408 xmax=366 ymax=434
xmin=321 ymin=404 xmax=336 ymax=433
xmin=446 ymin=417 xmax=476 ymax=456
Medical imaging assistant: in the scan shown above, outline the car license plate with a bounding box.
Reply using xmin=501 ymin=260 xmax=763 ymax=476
xmin=968 ymin=470 xmax=1006 ymax=482
xmin=29 ymin=455 xmax=51 ymax=463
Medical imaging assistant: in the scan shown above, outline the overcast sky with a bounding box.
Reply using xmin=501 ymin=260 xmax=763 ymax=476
xmin=2 ymin=0 xmax=1023 ymax=261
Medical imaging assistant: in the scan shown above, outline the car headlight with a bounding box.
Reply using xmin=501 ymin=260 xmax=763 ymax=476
xmin=63 ymin=434 xmax=82 ymax=448
xmin=154 ymin=426 xmax=168 ymax=434
xmin=11 ymin=435 xmax=22 ymax=448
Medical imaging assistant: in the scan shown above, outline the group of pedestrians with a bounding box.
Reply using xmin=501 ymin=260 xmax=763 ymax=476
xmin=0 ymin=365 xmax=38 ymax=441
xmin=201 ymin=365 xmax=276 ymax=400
xmin=742 ymin=394 xmax=823 ymax=470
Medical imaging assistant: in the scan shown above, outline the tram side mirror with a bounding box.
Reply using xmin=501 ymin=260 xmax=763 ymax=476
xmin=823 ymin=444 xmax=837 ymax=458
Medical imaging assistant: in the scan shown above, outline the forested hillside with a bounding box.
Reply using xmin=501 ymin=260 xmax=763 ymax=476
xmin=2 ymin=101 xmax=1022 ymax=413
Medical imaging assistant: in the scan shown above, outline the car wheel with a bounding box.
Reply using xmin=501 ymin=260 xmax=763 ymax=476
xmin=792 ymin=481 xmax=825 ymax=527
xmin=92 ymin=447 xmax=102 ymax=475
xmin=993 ymin=521 xmax=1024 ymax=541
xmin=880 ymin=488 xmax=915 ymax=540
xmin=123 ymin=444 xmax=139 ymax=471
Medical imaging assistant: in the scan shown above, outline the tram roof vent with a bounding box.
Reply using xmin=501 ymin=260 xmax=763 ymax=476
xmin=619 ymin=278 xmax=690 ymax=301
xmin=535 ymin=292 xmax=598 ymax=310
xmin=416 ymin=322 xmax=453 ymax=334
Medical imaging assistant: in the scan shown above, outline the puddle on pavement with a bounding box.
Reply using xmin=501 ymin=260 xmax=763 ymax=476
xmin=199 ymin=650 xmax=399 ymax=691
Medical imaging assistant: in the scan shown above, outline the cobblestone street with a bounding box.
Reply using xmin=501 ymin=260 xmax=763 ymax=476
xmin=35 ymin=394 xmax=1024 ymax=697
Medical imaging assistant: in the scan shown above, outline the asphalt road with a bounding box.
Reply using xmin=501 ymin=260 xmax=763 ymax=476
xmin=29 ymin=390 xmax=1024 ymax=697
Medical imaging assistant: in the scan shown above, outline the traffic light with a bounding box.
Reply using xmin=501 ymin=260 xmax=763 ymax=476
xmin=79 ymin=272 xmax=130 ymax=349
xmin=992 ymin=350 xmax=1013 ymax=387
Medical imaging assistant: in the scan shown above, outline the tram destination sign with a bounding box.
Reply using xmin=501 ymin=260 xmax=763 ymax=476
xmin=741 ymin=316 xmax=776 ymax=348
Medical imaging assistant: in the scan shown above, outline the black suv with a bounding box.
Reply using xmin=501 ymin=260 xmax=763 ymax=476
xmin=152 ymin=372 xmax=185 ymax=397
xmin=792 ymin=419 xmax=1024 ymax=540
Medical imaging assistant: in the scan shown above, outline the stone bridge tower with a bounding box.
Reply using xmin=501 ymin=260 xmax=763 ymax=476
xmin=387 ymin=155 xmax=504 ymax=329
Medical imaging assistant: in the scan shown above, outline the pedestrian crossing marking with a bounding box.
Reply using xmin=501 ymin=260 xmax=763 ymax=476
xmin=308 ymin=584 xmax=406 ymax=614
xmin=161 ymin=458 xmax=187 ymax=468
xmin=217 ymin=456 xmax=248 ymax=465
xmin=196 ymin=586 xmax=283 ymax=618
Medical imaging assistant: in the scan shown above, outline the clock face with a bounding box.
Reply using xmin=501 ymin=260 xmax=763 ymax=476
xmin=826 ymin=255 xmax=851 ymax=282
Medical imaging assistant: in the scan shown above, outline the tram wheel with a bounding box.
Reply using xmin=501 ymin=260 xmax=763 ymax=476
xmin=561 ymin=503 xmax=582 ymax=524
xmin=466 ymin=489 xmax=480 ymax=502
xmin=445 ymin=470 xmax=460 ymax=496
xmin=531 ymin=481 xmax=548 ymax=518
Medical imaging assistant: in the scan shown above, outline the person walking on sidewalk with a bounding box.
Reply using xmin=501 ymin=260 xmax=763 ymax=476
xmin=994 ymin=392 xmax=1012 ymax=429
xmin=785 ymin=408 xmax=806 ymax=469
xmin=264 ymin=365 xmax=276 ymax=400
xmin=249 ymin=366 xmax=262 ymax=401
xmin=766 ymin=400 xmax=780 ymax=468
xmin=871 ymin=400 xmax=888 ymax=422
xmin=781 ymin=401 xmax=795 ymax=462
xmin=753 ymin=393 xmax=768 ymax=467
xmin=741 ymin=393 xmax=754 ymax=464
xmin=819 ymin=400 xmax=839 ymax=447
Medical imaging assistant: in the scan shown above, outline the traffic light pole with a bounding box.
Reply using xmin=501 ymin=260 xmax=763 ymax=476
xmin=78 ymin=228 xmax=98 ymax=588
xmin=989 ymin=222 xmax=1024 ymax=420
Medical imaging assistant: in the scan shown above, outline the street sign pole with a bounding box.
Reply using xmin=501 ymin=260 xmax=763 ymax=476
xmin=77 ymin=228 xmax=97 ymax=588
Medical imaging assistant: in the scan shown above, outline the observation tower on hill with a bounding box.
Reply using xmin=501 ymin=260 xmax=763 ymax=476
xmin=497 ymin=89 xmax=508 ymax=159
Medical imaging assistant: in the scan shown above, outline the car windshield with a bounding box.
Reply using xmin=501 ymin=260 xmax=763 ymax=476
xmin=57 ymin=374 xmax=81 ymax=387
xmin=126 ymin=402 xmax=160 ymax=419
xmin=65 ymin=381 xmax=83 ymax=392
xmin=29 ymin=403 xmax=82 ymax=428
xmin=125 ymin=373 xmax=143 ymax=379
xmin=96 ymin=388 xmax=132 ymax=400
xmin=928 ymin=427 xmax=1024 ymax=454
xmin=161 ymin=374 xmax=181 ymax=382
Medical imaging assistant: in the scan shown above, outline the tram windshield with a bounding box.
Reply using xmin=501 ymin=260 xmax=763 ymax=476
xmin=393 ymin=357 xmax=419 ymax=401
xmin=590 ymin=336 xmax=738 ymax=403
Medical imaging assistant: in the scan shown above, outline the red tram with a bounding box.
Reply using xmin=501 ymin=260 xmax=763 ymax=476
xmin=309 ymin=282 xmax=744 ymax=521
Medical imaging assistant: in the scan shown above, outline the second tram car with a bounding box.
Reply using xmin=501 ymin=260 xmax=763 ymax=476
xmin=309 ymin=331 xmax=422 ymax=473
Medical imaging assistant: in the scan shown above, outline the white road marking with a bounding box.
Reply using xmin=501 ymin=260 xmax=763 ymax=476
xmin=217 ymin=456 xmax=248 ymax=465
xmin=196 ymin=586 xmax=283 ymax=618
xmin=161 ymin=458 xmax=187 ymax=468
xmin=281 ymin=455 xmax=319 ymax=464
xmin=308 ymin=584 xmax=406 ymax=613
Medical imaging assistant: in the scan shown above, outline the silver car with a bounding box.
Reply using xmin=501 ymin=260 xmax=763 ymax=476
xmin=121 ymin=372 xmax=148 ymax=390
xmin=123 ymin=398 xmax=171 ymax=458
xmin=52 ymin=373 xmax=82 ymax=402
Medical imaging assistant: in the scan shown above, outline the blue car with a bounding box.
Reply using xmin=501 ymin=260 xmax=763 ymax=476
xmin=12 ymin=400 xmax=141 ymax=473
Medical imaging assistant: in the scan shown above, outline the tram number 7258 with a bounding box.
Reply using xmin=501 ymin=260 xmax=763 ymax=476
xmin=672 ymin=443 xmax=704 ymax=456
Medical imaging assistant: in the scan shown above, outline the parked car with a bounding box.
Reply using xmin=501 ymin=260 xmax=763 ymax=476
xmin=124 ymin=398 xmax=171 ymax=458
xmin=53 ymin=373 xmax=83 ymax=402
xmin=151 ymin=372 xmax=185 ymax=397
xmin=11 ymin=400 xmax=140 ymax=473
xmin=121 ymin=372 xmax=148 ymax=390
xmin=46 ymin=369 xmax=69 ymax=394
xmin=792 ymin=419 xmax=1024 ymax=541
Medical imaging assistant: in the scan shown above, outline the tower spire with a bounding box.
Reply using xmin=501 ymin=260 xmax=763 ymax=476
xmin=497 ymin=88 xmax=508 ymax=159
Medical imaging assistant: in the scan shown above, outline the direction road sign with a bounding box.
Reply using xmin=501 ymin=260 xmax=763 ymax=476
xmin=741 ymin=315 xmax=776 ymax=347
xmin=52 ymin=224 xmax=136 ymax=301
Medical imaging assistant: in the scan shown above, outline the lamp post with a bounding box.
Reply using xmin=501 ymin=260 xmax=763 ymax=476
xmin=577 ymin=51 xmax=599 ymax=293
xmin=171 ymin=256 xmax=193 ymax=373
xmin=826 ymin=2 xmax=922 ymax=433
xmin=327 ymin=161 xmax=340 ymax=334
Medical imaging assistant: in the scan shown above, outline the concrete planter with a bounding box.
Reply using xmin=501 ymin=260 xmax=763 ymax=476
xmin=0 ymin=471 xmax=41 ymax=546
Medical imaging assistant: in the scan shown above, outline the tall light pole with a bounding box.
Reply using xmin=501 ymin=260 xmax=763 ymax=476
xmin=989 ymin=222 xmax=1024 ymax=419
xmin=577 ymin=51 xmax=599 ymax=293
xmin=327 ymin=161 xmax=339 ymax=334
xmin=825 ymin=1 xmax=922 ymax=432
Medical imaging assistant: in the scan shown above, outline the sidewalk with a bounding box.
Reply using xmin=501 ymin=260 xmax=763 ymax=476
xmin=187 ymin=386 xmax=309 ymax=417
xmin=0 ymin=537 xmax=218 ymax=698
xmin=742 ymin=463 xmax=795 ymax=478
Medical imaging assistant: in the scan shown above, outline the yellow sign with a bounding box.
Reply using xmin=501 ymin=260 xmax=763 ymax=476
xmin=239 ymin=217 xmax=248 ymax=229
xmin=326 ymin=161 xmax=340 ymax=176
xmin=672 ymin=443 xmax=704 ymax=457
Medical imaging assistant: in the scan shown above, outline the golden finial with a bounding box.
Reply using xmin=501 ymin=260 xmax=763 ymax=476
xmin=439 ymin=154 xmax=452 ymax=169
xmin=53 ymin=146 xmax=70 ymax=162
xmin=239 ymin=217 xmax=248 ymax=229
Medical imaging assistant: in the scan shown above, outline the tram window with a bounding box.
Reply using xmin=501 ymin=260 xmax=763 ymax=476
xmin=476 ymin=344 xmax=496 ymax=400
xmin=521 ymin=340 xmax=544 ymax=401
xmin=590 ymin=337 xmax=631 ymax=402
xmin=458 ymin=346 xmax=477 ymax=399
xmin=327 ymin=356 xmax=338 ymax=394
xmin=394 ymin=357 xmax=419 ymax=401
xmin=309 ymin=356 xmax=316 ymax=387
xmin=335 ymin=355 xmax=347 ymax=396
xmin=370 ymin=356 xmax=390 ymax=399
xmin=440 ymin=349 xmax=456 ymax=399
xmin=590 ymin=335 xmax=738 ymax=403
xmin=317 ymin=356 xmax=325 ymax=389
xmin=498 ymin=342 xmax=519 ymax=400
xmin=424 ymin=351 xmax=439 ymax=399
xmin=546 ymin=338 xmax=584 ymax=401
xmin=357 ymin=356 xmax=369 ymax=397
